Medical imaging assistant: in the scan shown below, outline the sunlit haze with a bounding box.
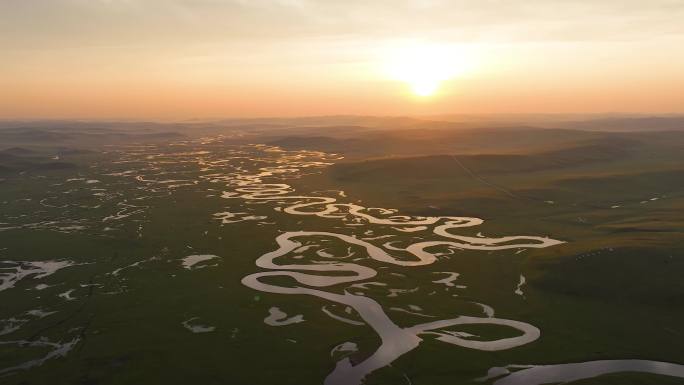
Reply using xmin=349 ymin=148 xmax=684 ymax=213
xmin=2 ymin=1 xmax=684 ymax=119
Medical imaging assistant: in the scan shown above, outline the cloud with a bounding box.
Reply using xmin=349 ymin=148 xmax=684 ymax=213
xmin=2 ymin=0 xmax=684 ymax=52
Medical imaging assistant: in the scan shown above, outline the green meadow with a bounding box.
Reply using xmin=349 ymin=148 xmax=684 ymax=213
xmin=1 ymin=119 xmax=683 ymax=384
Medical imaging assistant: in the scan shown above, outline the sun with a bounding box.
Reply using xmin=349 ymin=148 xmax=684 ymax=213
xmin=384 ymin=42 xmax=473 ymax=97
xmin=408 ymin=78 xmax=441 ymax=97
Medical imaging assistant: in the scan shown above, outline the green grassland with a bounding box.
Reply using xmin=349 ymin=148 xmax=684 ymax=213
xmin=1 ymin=119 xmax=683 ymax=384
xmin=288 ymin=127 xmax=684 ymax=383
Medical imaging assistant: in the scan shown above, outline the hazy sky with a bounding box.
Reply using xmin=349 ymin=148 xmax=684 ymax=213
xmin=2 ymin=0 xmax=684 ymax=119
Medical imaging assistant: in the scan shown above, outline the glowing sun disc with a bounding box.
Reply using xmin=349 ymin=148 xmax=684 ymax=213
xmin=384 ymin=42 xmax=473 ymax=97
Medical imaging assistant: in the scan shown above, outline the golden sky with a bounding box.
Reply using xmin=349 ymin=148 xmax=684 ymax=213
xmin=1 ymin=0 xmax=684 ymax=119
